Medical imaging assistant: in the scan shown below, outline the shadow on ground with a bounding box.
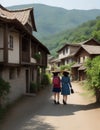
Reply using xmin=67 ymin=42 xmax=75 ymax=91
xmin=0 ymin=86 xmax=100 ymax=130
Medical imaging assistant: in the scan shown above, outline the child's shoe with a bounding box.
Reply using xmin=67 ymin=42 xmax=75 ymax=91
xmin=54 ymin=100 xmax=56 ymax=104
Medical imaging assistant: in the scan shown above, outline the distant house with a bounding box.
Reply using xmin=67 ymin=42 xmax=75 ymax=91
xmin=71 ymin=39 xmax=100 ymax=81
xmin=48 ymin=43 xmax=80 ymax=73
xmin=48 ymin=56 xmax=61 ymax=72
xmin=78 ymin=38 xmax=100 ymax=46
xmin=57 ymin=43 xmax=80 ymax=65
xmin=55 ymin=38 xmax=100 ymax=81
xmin=0 ymin=5 xmax=50 ymax=104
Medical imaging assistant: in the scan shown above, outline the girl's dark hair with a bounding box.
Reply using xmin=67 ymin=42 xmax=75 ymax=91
xmin=63 ymin=72 xmax=69 ymax=77
xmin=53 ymin=72 xmax=59 ymax=76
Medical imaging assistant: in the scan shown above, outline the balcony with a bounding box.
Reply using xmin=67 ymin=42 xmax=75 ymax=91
xmin=22 ymin=51 xmax=30 ymax=63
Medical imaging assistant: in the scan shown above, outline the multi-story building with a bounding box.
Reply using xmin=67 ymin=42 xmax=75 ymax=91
xmin=72 ymin=39 xmax=100 ymax=81
xmin=0 ymin=5 xmax=50 ymax=104
xmin=57 ymin=43 xmax=80 ymax=65
xmin=56 ymin=38 xmax=100 ymax=81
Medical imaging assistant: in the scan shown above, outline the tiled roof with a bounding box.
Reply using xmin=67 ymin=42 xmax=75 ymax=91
xmin=77 ymin=38 xmax=100 ymax=45
xmin=0 ymin=5 xmax=29 ymax=24
xmin=78 ymin=65 xmax=86 ymax=70
xmin=57 ymin=43 xmax=80 ymax=52
xmin=0 ymin=4 xmax=36 ymax=31
xmin=82 ymin=45 xmax=100 ymax=54
xmin=71 ymin=63 xmax=82 ymax=68
xmin=0 ymin=5 xmax=50 ymax=54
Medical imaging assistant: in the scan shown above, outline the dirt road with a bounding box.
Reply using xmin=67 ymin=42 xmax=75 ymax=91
xmin=0 ymin=82 xmax=100 ymax=130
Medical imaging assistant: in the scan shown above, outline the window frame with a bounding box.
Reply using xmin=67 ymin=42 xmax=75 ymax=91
xmin=8 ymin=35 xmax=13 ymax=49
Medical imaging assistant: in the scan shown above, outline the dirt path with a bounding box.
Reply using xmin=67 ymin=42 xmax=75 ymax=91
xmin=0 ymin=82 xmax=100 ymax=130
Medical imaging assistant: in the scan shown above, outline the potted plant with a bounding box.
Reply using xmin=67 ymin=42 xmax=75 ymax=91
xmin=34 ymin=53 xmax=41 ymax=61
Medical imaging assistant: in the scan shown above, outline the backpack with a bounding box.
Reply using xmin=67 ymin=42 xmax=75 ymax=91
xmin=53 ymin=77 xmax=60 ymax=87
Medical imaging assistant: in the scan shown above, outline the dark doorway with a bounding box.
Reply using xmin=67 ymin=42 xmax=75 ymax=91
xmin=26 ymin=69 xmax=29 ymax=93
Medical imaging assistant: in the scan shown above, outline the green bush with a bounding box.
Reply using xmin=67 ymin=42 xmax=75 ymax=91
xmin=85 ymin=56 xmax=100 ymax=89
xmin=34 ymin=53 xmax=41 ymax=61
xmin=85 ymin=56 xmax=100 ymax=102
xmin=41 ymin=73 xmax=51 ymax=86
xmin=60 ymin=63 xmax=75 ymax=71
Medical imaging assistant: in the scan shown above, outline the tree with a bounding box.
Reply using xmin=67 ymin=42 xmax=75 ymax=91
xmin=85 ymin=56 xmax=100 ymax=102
xmin=92 ymin=30 xmax=100 ymax=41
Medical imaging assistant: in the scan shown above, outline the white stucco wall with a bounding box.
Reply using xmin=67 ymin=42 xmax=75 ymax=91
xmin=2 ymin=67 xmax=26 ymax=103
xmin=59 ymin=47 xmax=70 ymax=59
xmin=8 ymin=32 xmax=20 ymax=63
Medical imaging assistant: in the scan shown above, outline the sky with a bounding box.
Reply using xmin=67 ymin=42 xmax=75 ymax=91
xmin=0 ymin=0 xmax=100 ymax=10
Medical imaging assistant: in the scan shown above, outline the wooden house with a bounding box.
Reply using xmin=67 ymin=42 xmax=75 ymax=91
xmin=0 ymin=5 xmax=50 ymax=104
xmin=57 ymin=43 xmax=80 ymax=65
xmin=71 ymin=39 xmax=100 ymax=81
xmin=48 ymin=56 xmax=61 ymax=72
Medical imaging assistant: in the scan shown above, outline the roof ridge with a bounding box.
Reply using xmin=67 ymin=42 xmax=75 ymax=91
xmin=0 ymin=4 xmax=9 ymax=11
xmin=0 ymin=4 xmax=33 ymax=13
xmin=8 ymin=7 xmax=33 ymax=13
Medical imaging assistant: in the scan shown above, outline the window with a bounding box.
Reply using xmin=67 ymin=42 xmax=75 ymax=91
xmin=31 ymin=45 xmax=36 ymax=58
xmin=77 ymin=57 xmax=80 ymax=63
xmin=66 ymin=47 xmax=68 ymax=53
xmin=80 ymin=57 xmax=84 ymax=63
xmin=8 ymin=35 xmax=13 ymax=49
xmin=85 ymin=56 xmax=88 ymax=61
xmin=63 ymin=49 xmax=65 ymax=55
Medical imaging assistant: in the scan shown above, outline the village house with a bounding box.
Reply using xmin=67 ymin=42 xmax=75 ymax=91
xmin=71 ymin=39 xmax=100 ymax=81
xmin=50 ymin=38 xmax=100 ymax=81
xmin=0 ymin=5 xmax=50 ymax=104
xmin=47 ymin=56 xmax=61 ymax=72
xmin=48 ymin=43 xmax=80 ymax=74
xmin=57 ymin=43 xmax=80 ymax=66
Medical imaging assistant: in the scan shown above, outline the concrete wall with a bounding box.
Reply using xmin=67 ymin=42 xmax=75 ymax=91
xmin=2 ymin=67 xmax=26 ymax=104
xmin=8 ymin=32 xmax=20 ymax=64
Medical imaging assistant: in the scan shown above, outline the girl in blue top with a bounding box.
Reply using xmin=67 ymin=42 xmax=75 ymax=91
xmin=61 ymin=71 xmax=72 ymax=104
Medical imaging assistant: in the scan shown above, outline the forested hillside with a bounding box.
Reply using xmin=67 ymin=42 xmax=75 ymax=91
xmin=7 ymin=4 xmax=100 ymax=56
xmin=41 ymin=16 xmax=100 ymax=56
xmin=8 ymin=4 xmax=100 ymax=38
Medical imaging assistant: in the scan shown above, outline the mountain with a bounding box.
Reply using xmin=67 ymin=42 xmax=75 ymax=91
xmin=42 ymin=16 xmax=100 ymax=56
xmin=7 ymin=4 xmax=100 ymax=55
xmin=8 ymin=4 xmax=100 ymax=39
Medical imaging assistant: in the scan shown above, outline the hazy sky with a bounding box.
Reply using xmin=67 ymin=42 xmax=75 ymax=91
xmin=0 ymin=0 xmax=100 ymax=10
